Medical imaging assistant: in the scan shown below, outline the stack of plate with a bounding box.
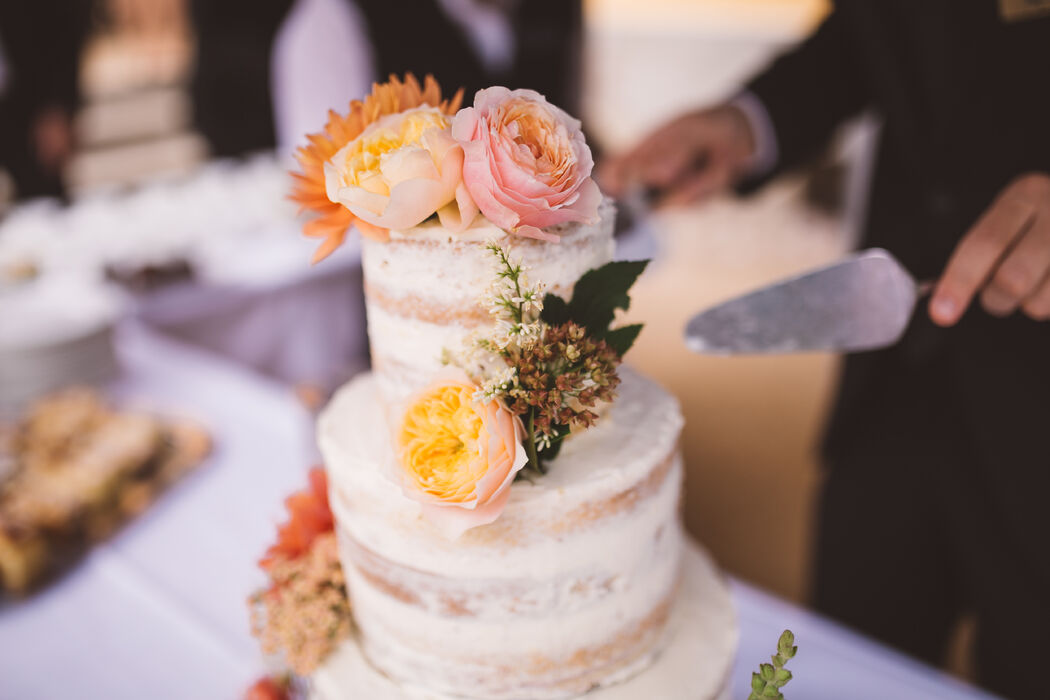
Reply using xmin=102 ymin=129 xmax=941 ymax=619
xmin=0 ymin=277 xmax=125 ymax=412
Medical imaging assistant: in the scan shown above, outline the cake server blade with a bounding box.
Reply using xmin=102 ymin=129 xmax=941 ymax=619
xmin=684 ymin=249 xmax=923 ymax=355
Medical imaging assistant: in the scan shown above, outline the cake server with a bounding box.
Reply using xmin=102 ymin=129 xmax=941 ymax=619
xmin=684 ymin=248 xmax=932 ymax=355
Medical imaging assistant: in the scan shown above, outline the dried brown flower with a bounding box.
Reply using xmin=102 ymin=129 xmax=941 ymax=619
xmin=502 ymin=321 xmax=621 ymax=440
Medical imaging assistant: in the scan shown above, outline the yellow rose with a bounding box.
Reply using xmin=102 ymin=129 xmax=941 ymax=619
xmin=395 ymin=368 xmax=527 ymax=539
xmin=324 ymin=106 xmax=477 ymax=235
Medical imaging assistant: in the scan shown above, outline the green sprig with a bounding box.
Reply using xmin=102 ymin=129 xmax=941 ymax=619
xmin=748 ymin=630 xmax=797 ymax=700
xmin=486 ymin=242 xmax=528 ymax=324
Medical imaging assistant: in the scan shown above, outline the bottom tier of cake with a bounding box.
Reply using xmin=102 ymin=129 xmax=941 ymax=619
xmin=310 ymin=539 xmax=737 ymax=700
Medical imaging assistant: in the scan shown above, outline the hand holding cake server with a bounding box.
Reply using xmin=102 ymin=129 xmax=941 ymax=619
xmin=604 ymin=108 xmax=1050 ymax=329
xmin=602 ymin=4 xmax=1050 ymax=699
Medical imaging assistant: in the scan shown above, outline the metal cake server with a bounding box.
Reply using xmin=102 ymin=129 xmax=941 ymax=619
xmin=685 ymin=249 xmax=931 ymax=355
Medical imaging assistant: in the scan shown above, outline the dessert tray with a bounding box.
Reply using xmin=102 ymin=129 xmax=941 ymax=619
xmin=0 ymin=389 xmax=211 ymax=594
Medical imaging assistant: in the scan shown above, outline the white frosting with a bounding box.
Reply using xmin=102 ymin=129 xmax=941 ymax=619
xmin=317 ymin=368 xmax=685 ymax=698
xmin=362 ymin=200 xmax=616 ymax=403
xmin=365 ymin=304 xmax=464 ymax=400
xmin=388 ymin=214 xmax=524 ymax=245
xmin=309 ymin=539 xmax=738 ymax=700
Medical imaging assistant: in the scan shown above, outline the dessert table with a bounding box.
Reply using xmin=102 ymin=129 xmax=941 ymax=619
xmin=0 ymin=157 xmax=370 ymax=390
xmin=0 ymin=325 xmax=1000 ymax=700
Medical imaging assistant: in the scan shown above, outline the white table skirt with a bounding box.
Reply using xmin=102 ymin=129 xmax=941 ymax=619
xmin=0 ymin=325 xmax=999 ymax=700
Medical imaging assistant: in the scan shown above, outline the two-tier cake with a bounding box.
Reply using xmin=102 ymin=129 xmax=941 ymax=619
xmin=253 ymin=74 xmax=736 ymax=700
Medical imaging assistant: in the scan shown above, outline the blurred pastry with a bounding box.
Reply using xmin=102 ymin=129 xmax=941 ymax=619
xmin=0 ymin=389 xmax=211 ymax=594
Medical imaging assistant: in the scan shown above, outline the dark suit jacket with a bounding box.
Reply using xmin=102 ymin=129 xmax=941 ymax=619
xmin=354 ymin=0 xmax=582 ymax=115
xmin=746 ymin=1 xmax=1050 ymax=582
xmin=190 ymin=0 xmax=294 ymax=157
xmin=0 ymin=1 xmax=90 ymax=198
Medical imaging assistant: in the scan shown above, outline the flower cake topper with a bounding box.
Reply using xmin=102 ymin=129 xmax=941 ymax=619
xmin=324 ymin=106 xmax=478 ymax=238
xmin=292 ymin=75 xmax=601 ymax=261
xmin=290 ymin=74 xmax=463 ymax=262
xmin=452 ymin=87 xmax=602 ymax=241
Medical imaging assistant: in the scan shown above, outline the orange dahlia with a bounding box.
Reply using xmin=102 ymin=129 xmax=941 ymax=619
xmin=259 ymin=467 xmax=333 ymax=570
xmin=290 ymin=73 xmax=464 ymax=263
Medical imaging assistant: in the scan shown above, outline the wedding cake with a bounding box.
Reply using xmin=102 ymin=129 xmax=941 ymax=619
xmin=251 ymin=75 xmax=736 ymax=700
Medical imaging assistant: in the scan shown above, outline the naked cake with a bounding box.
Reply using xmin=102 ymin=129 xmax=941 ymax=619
xmin=251 ymin=74 xmax=736 ymax=700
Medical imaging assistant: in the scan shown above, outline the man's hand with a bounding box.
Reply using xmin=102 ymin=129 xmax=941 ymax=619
xmin=930 ymin=173 xmax=1050 ymax=326
xmin=599 ymin=105 xmax=756 ymax=207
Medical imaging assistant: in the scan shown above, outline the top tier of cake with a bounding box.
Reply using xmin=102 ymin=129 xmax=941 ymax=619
xmin=362 ymin=200 xmax=616 ymax=403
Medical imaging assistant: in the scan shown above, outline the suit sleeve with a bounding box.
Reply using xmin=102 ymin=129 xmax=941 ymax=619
xmin=0 ymin=0 xmax=91 ymax=113
xmin=745 ymin=5 xmax=871 ymax=176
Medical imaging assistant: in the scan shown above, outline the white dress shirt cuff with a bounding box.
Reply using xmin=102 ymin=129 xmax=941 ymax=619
xmin=730 ymin=91 xmax=779 ymax=178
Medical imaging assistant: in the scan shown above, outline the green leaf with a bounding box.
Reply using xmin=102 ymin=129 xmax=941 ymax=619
xmin=604 ymin=324 xmax=643 ymax=357
xmin=774 ymin=668 xmax=792 ymax=683
xmin=542 ymin=260 xmax=649 ymax=341
xmin=751 ymin=674 xmax=764 ymax=692
xmin=759 ymin=664 xmax=775 ymax=682
xmin=540 ymin=293 xmax=571 ymax=326
xmin=762 ymin=686 xmax=783 ymax=699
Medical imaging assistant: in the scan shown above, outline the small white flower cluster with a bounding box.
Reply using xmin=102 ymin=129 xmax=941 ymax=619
xmin=533 ymin=430 xmax=554 ymax=451
xmin=475 ymin=365 xmax=519 ymax=403
xmin=445 ymin=242 xmax=549 ymax=406
xmin=442 ymin=336 xmax=504 ymax=382
xmin=490 ymin=317 xmax=544 ymax=351
xmin=481 ymin=241 xmax=546 ymax=353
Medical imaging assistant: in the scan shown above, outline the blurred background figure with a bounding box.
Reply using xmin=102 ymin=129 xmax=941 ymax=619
xmin=190 ymin=0 xmax=294 ymax=158
xmin=273 ymin=0 xmax=583 ymax=157
xmin=0 ymin=2 xmax=92 ymax=201
xmin=0 ymin=0 xmax=587 ymax=199
xmin=603 ymin=3 xmax=1050 ymax=698
xmin=62 ymin=0 xmax=203 ymax=193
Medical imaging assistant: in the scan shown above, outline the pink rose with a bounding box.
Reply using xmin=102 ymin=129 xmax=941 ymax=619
xmin=452 ymin=87 xmax=602 ymax=241
xmin=394 ymin=368 xmax=527 ymax=539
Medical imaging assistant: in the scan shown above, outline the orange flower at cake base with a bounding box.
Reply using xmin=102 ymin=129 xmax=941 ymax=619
xmin=243 ymin=675 xmax=290 ymax=700
xmin=259 ymin=467 xmax=333 ymax=570
xmin=252 ymin=468 xmax=351 ymax=675
xmin=396 ymin=369 xmax=527 ymax=539
xmin=289 ymin=74 xmax=463 ymax=263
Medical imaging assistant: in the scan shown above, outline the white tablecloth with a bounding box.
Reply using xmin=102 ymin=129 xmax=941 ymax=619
xmin=0 ymin=326 xmax=999 ymax=700
xmin=728 ymin=582 xmax=997 ymax=700
xmin=0 ymin=324 xmax=317 ymax=699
